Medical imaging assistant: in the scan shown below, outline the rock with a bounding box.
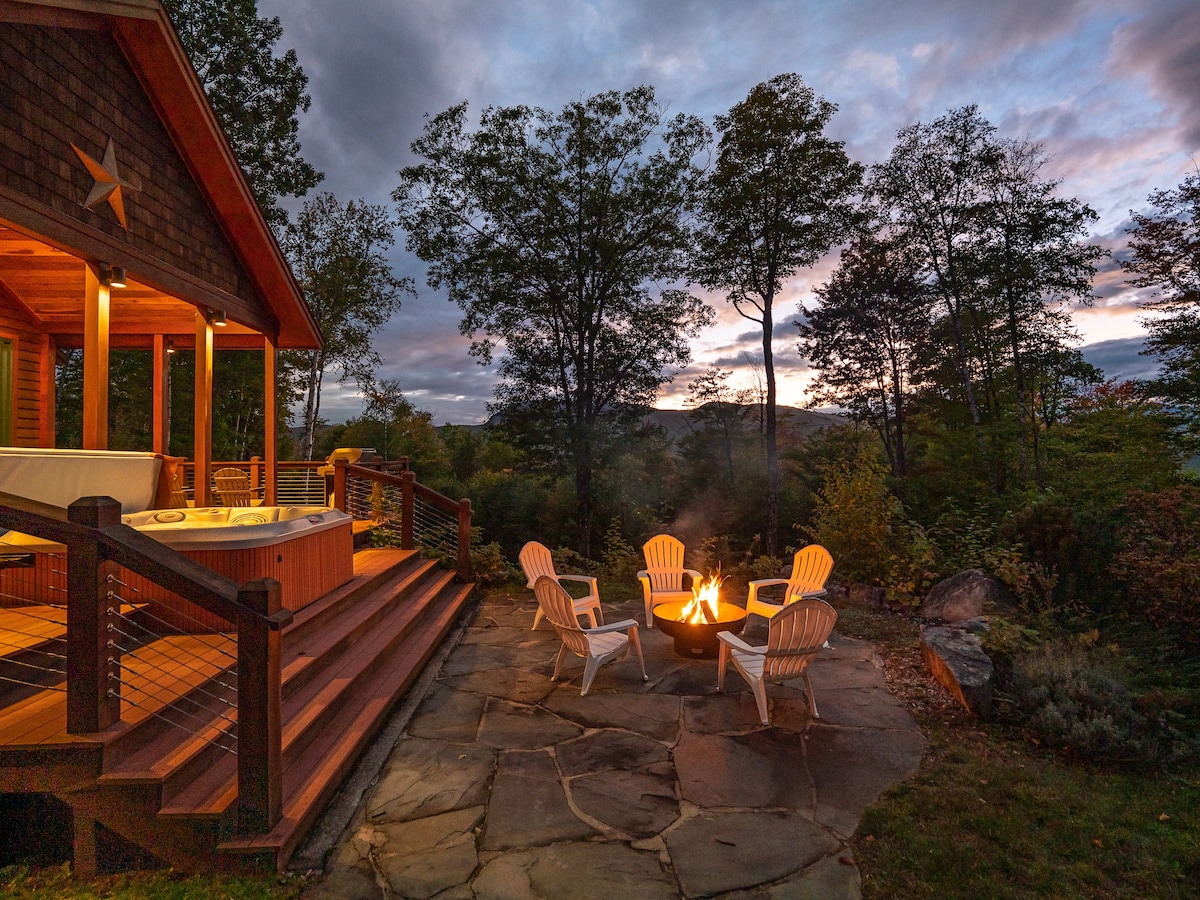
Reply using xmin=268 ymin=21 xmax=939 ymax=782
xmin=849 ymin=584 xmax=887 ymax=608
xmin=919 ymin=569 xmax=1006 ymax=622
xmin=920 ymin=625 xmax=995 ymax=719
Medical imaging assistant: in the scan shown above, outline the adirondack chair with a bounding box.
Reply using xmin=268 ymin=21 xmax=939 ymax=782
xmin=519 ymin=541 xmax=602 ymax=631
xmin=717 ymin=598 xmax=838 ymax=724
xmin=638 ymin=533 xmax=701 ymax=628
xmin=212 ymin=467 xmax=257 ymax=507
xmin=534 ymin=575 xmax=646 ymax=696
xmin=744 ymin=545 xmax=834 ymax=624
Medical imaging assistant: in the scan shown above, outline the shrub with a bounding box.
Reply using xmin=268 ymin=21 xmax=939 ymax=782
xmin=1113 ymin=484 xmax=1200 ymax=643
xmin=1009 ymin=635 xmax=1197 ymax=766
xmin=470 ymin=541 xmax=520 ymax=587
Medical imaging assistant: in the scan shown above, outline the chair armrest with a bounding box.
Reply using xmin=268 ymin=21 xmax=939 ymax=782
xmin=636 ymin=570 xmax=649 ymax=580
xmin=558 ymin=573 xmax=599 ymax=595
xmin=747 ymin=578 xmax=788 ymax=605
xmin=684 ymin=568 xmax=702 ymax=580
xmin=585 ymin=618 xmax=639 ymax=635
xmin=716 ymin=630 xmax=763 ymax=655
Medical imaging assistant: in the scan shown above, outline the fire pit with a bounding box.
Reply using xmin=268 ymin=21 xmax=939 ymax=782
xmin=651 ymin=571 xmax=747 ymax=659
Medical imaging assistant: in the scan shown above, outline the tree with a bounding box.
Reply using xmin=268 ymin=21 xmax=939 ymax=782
xmin=394 ymin=87 xmax=714 ymax=556
xmin=1122 ymin=169 xmax=1200 ymax=432
xmin=685 ymin=365 xmax=757 ymax=483
xmin=693 ymin=74 xmax=863 ymax=554
xmin=801 ymin=234 xmax=930 ymax=477
xmin=164 ymin=0 xmax=322 ymax=230
xmin=280 ymin=192 xmax=412 ymax=460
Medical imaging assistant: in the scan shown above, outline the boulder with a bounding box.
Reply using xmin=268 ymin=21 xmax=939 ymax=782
xmin=919 ymin=569 xmax=1006 ymax=622
xmin=920 ymin=625 xmax=994 ymax=719
xmin=849 ymin=583 xmax=887 ymax=608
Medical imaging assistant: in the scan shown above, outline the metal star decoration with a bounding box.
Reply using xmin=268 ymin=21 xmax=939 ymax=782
xmin=71 ymin=137 xmax=141 ymax=230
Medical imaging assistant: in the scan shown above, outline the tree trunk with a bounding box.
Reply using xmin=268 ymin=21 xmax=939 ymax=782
xmin=762 ymin=295 xmax=778 ymax=557
xmin=300 ymin=350 xmax=323 ymax=461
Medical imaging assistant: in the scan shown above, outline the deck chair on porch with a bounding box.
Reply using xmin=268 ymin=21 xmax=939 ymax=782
xmin=717 ymin=597 xmax=838 ymax=724
xmin=638 ymin=533 xmax=701 ymax=628
xmin=212 ymin=467 xmax=257 ymax=507
xmin=519 ymin=541 xmax=602 ymax=631
xmin=534 ymin=575 xmax=645 ymax=696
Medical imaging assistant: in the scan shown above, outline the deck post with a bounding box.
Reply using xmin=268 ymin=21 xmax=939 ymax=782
xmin=236 ymin=577 xmax=283 ymax=834
xmin=65 ymin=497 xmax=122 ymax=733
xmin=457 ymin=498 xmax=472 ymax=582
xmin=333 ymin=460 xmax=348 ymax=512
xmin=401 ymin=471 xmax=415 ymax=550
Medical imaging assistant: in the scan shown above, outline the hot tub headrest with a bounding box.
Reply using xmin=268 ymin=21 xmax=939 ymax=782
xmin=326 ymin=447 xmax=376 ymax=466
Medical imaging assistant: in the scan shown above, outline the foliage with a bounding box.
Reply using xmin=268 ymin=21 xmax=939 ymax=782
xmin=0 ymin=863 xmax=303 ymax=899
xmin=693 ymin=73 xmax=864 ymax=554
xmin=1114 ymin=484 xmax=1200 ymax=643
xmin=163 ymin=0 xmax=321 ymax=231
xmin=1122 ymin=169 xmax=1200 ymax=432
xmin=1009 ymin=635 xmax=1198 ymax=766
xmin=597 ymin=519 xmax=641 ymax=580
xmin=805 ymin=451 xmax=932 ymax=602
xmin=396 ymin=86 xmax=713 ymax=556
xmin=280 ymin=192 xmax=412 ymax=459
xmin=470 ymin=541 xmax=520 ymax=587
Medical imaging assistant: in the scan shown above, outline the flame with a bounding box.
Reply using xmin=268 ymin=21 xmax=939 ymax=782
xmin=677 ymin=569 xmax=725 ymax=624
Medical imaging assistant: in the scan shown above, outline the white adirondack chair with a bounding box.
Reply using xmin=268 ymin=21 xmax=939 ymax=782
xmin=519 ymin=541 xmax=602 ymax=631
xmin=534 ymin=575 xmax=646 ymax=696
xmin=745 ymin=545 xmax=834 ymax=623
xmin=717 ymin=598 xmax=838 ymax=725
xmin=638 ymin=533 xmax=701 ymax=628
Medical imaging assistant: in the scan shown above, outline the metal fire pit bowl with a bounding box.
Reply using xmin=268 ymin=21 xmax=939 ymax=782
xmin=652 ymin=600 xmax=748 ymax=659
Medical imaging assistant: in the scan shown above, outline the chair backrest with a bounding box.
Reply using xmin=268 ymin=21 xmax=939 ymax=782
xmin=213 ymin=467 xmax=253 ymax=507
xmin=534 ymin=575 xmax=590 ymax=655
xmin=519 ymin=541 xmax=557 ymax=588
xmin=787 ymin=545 xmax=834 ymax=595
xmin=764 ymin=599 xmax=838 ymax=679
xmin=642 ymin=533 xmax=687 ymax=591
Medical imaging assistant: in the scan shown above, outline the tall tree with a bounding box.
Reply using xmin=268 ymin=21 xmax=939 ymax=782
xmin=164 ymin=0 xmax=322 ymax=230
xmin=801 ymin=234 xmax=930 ymax=477
xmin=394 ymin=87 xmax=713 ymax=556
xmin=693 ymin=74 xmax=863 ymax=554
xmin=280 ymin=192 xmax=411 ymax=460
xmin=1122 ymin=169 xmax=1200 ymax=434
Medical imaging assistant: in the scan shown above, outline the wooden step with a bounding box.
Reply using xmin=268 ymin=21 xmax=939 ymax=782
xmin=284 ymin=548 xmax=419 ymax=645
xmin=157 ymin=569 xmax=465 ymax=820
xmin=219 ymin=581 xmax=474 ymax=864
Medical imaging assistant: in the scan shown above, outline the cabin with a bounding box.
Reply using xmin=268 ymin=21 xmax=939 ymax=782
xmin=0 ymin=0 xmax=473 ymax=875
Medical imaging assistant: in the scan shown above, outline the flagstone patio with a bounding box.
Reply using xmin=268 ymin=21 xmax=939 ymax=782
xmin=308 ymin=592 xmax=925 ymax=899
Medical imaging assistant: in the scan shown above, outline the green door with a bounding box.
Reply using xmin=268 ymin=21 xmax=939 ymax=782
xmin=0 ymin=339 xmax=13 ymax=445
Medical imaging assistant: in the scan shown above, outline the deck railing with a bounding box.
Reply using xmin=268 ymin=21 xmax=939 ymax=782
xmin=0 ymin=493 xmax=290 ymax=834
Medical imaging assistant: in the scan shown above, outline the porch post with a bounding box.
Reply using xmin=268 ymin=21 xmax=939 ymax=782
xmin=264 ymin=336 xmax=277 ymax=505
xmin=38 ymin=333 xmax=55 ymax=447
xmin=193 ymin=311 xmax=213 ymax=506
xmin=82 ymin=266 xmax=109 ymax=449
xmin=152 ymin=334 xmax=169 ymax=454
xmin=65 ymin=497 xmax=121 ymax=733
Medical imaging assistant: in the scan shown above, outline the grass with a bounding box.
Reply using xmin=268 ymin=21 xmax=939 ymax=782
xmin=835 ymin=595 xmax=1200 ymax=899
xmin=0 ymin=865 xmax=305 ymax=900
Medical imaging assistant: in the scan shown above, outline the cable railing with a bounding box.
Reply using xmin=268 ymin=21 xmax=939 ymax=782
xmin=0 ymin=492 xmax=290 ymax=835
xmin=334 ymin=463 xmax=473 ymax=582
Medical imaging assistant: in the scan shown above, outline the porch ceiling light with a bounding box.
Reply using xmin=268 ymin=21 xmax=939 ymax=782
xmin=99 ymin=262 xmax=126 ymax=288
xmin=206 ymin=308 xmax=227 ymax=327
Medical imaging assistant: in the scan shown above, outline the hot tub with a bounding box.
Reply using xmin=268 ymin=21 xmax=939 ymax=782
xmin=117 ymin=506 xmax=355 ymax=627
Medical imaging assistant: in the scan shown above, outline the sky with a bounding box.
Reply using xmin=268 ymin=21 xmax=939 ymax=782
xmin=257 ymin=0 xmax=1200 ymax=426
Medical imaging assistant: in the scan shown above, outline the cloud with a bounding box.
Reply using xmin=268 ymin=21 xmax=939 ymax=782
xmin=1112 ymin=0 xmax=1200 ymax=150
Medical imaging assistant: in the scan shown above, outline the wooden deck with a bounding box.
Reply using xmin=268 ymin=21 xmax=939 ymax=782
xmin=0 ymin=546 xmax=474 ymax=873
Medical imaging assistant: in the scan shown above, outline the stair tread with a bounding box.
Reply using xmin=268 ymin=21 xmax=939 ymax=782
xmin=219 ymin=582 xmax=472 ymax=854
xmin=159 ymin=572 xmax=463 ymax=818
xmin=285 ymin=548 xmax=416 ymax=636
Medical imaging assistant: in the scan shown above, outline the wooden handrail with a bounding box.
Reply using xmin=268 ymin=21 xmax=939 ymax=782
xmin=0 ymin=492 xmax=289 ymax=834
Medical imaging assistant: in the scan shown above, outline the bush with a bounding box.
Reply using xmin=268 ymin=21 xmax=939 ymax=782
xmin=471 ymin=541 xmax=520 ymax=587
xmin=1114 ymin=484 xmax=1200 ymax=643
xmin=1009 ymin=635 xmax=1197 ymax=766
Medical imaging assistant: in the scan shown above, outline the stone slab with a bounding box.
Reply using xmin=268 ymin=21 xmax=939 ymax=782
xmin=675 ymin=730 xmax=811 ymax=809
xmin=555 ymin=728 xmax=670 ymax=776
xmin=375 ymin=805 xmax=484 ymax=899
xmin=813 ymin=686 xmax=919 ymax=730
xmin=481 ymin=749 xmax=594 ymax=850
xmin=665 ymin=809 xmax=840 ymax=897
xmin=544 ymin=690 xmax=681 ymax=741
xmin=479 ymin=697 xmax=585 ymax=750
xmin=368 ymin=736 xmax=495 ymax=823
xmin=406 ymin=684 xmax=487 ymax=743
xmin=471 ymin=841 xmax=677 ymax=900
xmin=569 ymin=768 xmax=679 ymax=837
xmin=442 ymin=664 xmax=558 ymax=705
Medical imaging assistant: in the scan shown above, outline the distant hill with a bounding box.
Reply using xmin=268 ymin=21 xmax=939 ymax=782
xmin=644 ymin=405 xmax=844 ymax=441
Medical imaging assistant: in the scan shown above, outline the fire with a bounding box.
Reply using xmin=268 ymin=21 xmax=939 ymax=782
xmin=678 ymin=569 xmax=725 ymax=624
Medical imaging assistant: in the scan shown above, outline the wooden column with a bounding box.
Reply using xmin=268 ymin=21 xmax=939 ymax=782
xmin=264 ymin=336 xmax=277 ymax=505
xmin=38 ymin=333 xmax=55 ymax=447
xmin=152 ymin=334 xmax=169 ymax=454
xmin=237 ymin=577 xmax=283 ymax=833
xmin=401 ymin=471 xmax=415 ymax=550
xmin=65 ymin=497 xmax=121 ymax=733
xmin=82 ymin=267 xmax=110 ymax=449
xmin=193 ymin=312 xmax=213 ymax=506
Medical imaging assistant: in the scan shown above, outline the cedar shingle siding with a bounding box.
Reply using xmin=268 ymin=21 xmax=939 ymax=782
xmin=0 ymin=21 xmax=257 ymax=305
